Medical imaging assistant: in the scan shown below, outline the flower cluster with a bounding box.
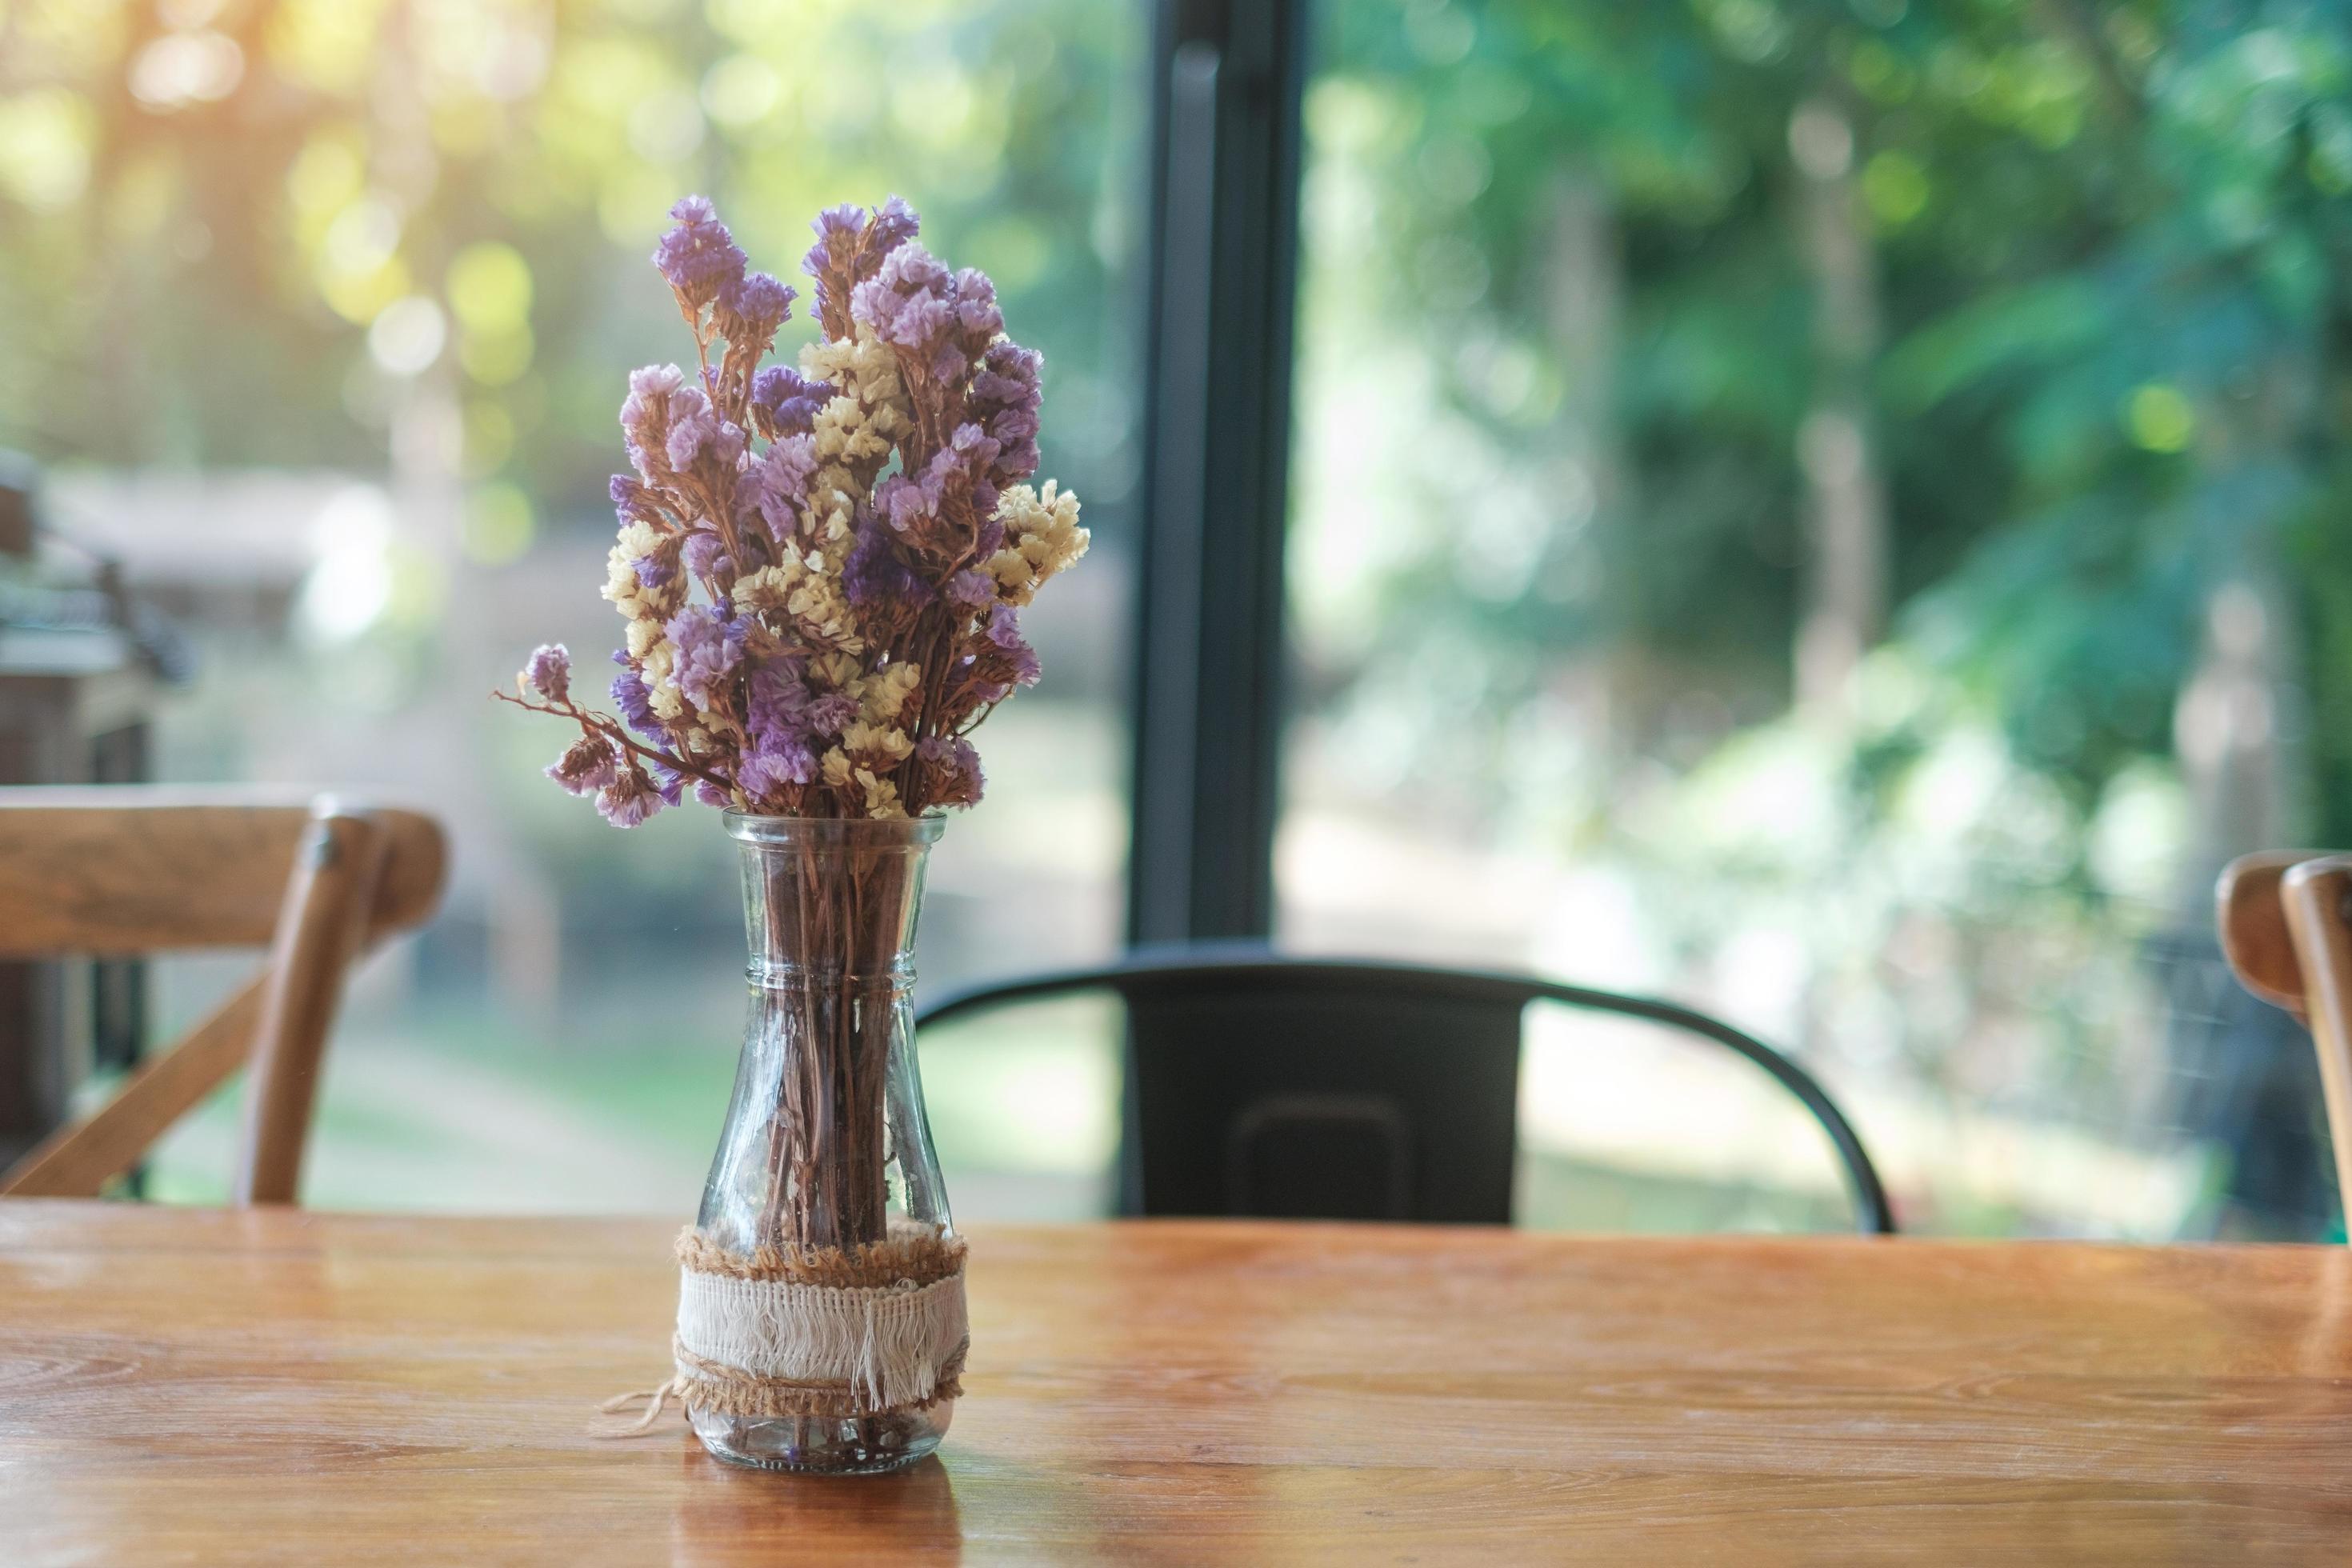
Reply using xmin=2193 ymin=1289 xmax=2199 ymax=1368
xmin=502 ymin=196 xmax=1086 ymax=826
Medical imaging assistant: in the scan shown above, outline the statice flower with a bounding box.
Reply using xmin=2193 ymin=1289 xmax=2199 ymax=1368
xmin=596 ymin=761 xmax=666 ymax=827
xmin=802 ymin=202 xmax=870 ymax=283
xmin=987 ymin=605 xmax=1042 ymax=686
xmin=715 ymin=270 xmax=794 ymax=350
xmin=850 ymin=243 xmax=969 ymax=381
xmin=736 ymin=434 xmax=819 ymax=542
xmin=682 ymin=531 xmax=732 ymax=584
xmin=619 ymin=363 xmax=690 ymax=478
xmin=873 ymin=423 xmax=1000 ymax=542
xmin=610 ymin=473 xmax=662 ymax=526
xmin=664 ymin=385 xmax=741 ymax=471
xmin=870 ymin=194 xmax=920 ymax=254
xmin=522 ymin=643 xmax=570 ymax=703
xmin=546 ymin=733 xmax=616 ymax=796
xmin=738 ymin=671 xmax=821 ymax=797
xmin=806 ymin=689 xmax=861 ymax=736
xmin=668 ymin=606 xmax=746 ymax=710
xmin=653 ymin=195 xmax=746 ymax=308
xmin=801 ymin=198 xmax=918 ymax=290
xmin=750 ymin=366 xmax=834 ymax=438
xmin=968 ymin=341 xmax=1043 ymax=485
xmin=844 ymin=522 xmax=929 ymax=610
xmin=948 ymin=268 xmax=1003 ymax=352
xmin=914 ymin=734 xmax=982 ymax=808
xmin=611 ymin=662 xmax=660 ymax=735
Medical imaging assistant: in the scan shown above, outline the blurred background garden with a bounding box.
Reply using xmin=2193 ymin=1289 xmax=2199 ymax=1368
xmin=2 ymin=0 xmax=2344 ymax=1238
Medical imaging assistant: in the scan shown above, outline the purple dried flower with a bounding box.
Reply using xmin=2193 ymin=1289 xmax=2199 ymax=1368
xmin=843 ymin=520 xmax=930 ymax=610
xmin=803 ymin=202 xmax=869 ymax=277
xmin=609 ymin=474 xmax=662 ymax=526
xmin=871 ymin=194 xmax=920 ymax=255
xmin=738 ymin=664 xmax=821 ymax=796
xmin=970 ymin=340 xmax=1043 ymax=484
xmin=633 ymin=550 xmax=674 ymax=589
xmin=803 ymin=198 xmax=925 ymax=333
xmin=715 ymin=270 xmax=794 ymax=350
xmin=874 ymin=473 xmax=934 ymax=534
xmin=737 ymin=434 xmax=818 ymax=542
xmin=664 ymin=386 xmax=743 ymax=471
xmin=947 ymin=568 xmax=994 ymax=608
xmin=546 ymin=733 xmax=617 ymax=796
xmin=737 ymin=742 xmax=810 ymax=798
xmin=653 ymin=194 xmax=747 ymax=307
xmin=987 ymin=604 xmax=1042 ymax=687
xmin=610 ymin=662 xmax=660 ymax=736
xmin=850 ymin=243 xmax=957 ymax=363
xmin=681 ymin=530 xmax=733 ymax=584
xmin=667 ymin=605 xmax=746 ymax=710
xmin=915 ymin=733 xmax=983 ymax=807
xmin=805 ymin=690 xmax=861 ymax=736
xmin=522 ymin=643 xmax=571 ymax=702
xmin=945 ymin=421 xmax=1001 ymax=478
xmin=646 ymin=762 xmax=688 ymax=806
xmin=664 ymin=386 xmax=713 ymax=468
xmin=950 ymin=267 xmax=1002 ymax=344
xmin=594 ymin=762 xmax=666 ymax=827
xmin=620 ymin=363 xmax=686 ymax=477
xmin=738 ymin=708 xmax=818 ymax=794
xmin=750 ymin=366 xmax=834 ymax=438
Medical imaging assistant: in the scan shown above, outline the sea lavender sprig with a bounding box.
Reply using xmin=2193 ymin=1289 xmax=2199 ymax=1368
xmin=498 ymin=195 xmax=1087 ymax=826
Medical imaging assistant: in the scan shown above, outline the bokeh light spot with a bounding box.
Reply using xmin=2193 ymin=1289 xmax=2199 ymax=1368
xmin=2123 ymin=384 xmax=2195 ymax=453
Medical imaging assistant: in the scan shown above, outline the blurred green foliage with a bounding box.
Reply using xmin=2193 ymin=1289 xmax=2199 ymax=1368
xmin=1303 ymin=0 xmax=2351 ymax=826
xmin=0 ymin=0 xmax=1142 ymax=535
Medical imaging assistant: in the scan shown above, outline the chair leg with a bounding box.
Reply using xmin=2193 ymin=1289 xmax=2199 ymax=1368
xmin=231 ymin=804 xmax=387 ymax=1206
xmin=2282 ymin=858 xmax=2352 ymax=1223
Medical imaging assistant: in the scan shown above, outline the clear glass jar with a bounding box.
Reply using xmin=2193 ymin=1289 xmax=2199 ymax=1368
xmin=689 ymin=813 xmax=956 ymax=1474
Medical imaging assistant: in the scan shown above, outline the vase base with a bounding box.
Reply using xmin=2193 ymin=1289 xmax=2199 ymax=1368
xmin=690 ymin=1404 xmax=951 ymax=1476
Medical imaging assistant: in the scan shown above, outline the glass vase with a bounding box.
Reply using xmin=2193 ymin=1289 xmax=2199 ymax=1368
xmin=686 ymin=812 xmax=959 ymax=1475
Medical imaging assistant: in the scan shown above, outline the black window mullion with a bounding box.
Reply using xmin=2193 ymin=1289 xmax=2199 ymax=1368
xmin=1128 ymin=0 xmax=1309 ymax=945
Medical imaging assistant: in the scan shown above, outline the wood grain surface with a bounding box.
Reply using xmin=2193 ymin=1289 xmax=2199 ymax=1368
xmin=3 ymin=1202 xmax=2351 ymax=1565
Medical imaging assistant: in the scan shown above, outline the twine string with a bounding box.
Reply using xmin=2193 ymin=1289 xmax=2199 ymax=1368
xmin=594 ymin=1375 xmax=687 ymax=1438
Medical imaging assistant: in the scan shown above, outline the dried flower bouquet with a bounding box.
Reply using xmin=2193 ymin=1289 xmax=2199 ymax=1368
xmin=502 ymin=192 xmax=1086 ymax=830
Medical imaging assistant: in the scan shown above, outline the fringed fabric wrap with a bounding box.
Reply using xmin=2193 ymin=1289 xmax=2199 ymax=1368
xmin=667 ymin=1223 xmax=969 ymax=1421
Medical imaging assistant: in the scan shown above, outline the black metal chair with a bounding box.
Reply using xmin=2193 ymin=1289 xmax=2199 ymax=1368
xmin=916 ymin=944 xmax=1896 ymax=1234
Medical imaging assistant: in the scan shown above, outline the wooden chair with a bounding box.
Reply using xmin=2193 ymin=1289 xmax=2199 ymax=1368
xmin=2218 ymin=850 xmax=2352 ymax=1214
xmin=0 ymin=789 xmax=446 ymax=1205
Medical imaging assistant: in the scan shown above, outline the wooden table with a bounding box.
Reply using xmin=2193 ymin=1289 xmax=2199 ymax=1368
xmin=3 ymin=1202 xmax=2350 ymax=1565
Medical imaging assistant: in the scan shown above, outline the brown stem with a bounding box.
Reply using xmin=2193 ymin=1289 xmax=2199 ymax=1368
xmin=490 ymin=690 xmax=732 ymax=790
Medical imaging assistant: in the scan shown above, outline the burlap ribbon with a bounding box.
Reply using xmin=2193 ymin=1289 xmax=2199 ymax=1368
xmin=598 ymin=1224 xmax=968 ymax=1435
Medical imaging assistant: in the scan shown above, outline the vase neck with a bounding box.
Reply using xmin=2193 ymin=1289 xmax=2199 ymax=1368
xmin=733 ymin=819 xmax=938 ymax=992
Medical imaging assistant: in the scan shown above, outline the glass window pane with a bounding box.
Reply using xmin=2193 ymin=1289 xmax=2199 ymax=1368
xmin=6 ymin=2 xmax=1145 ymax=1216
xmin=1281 ymin=1 xmax=2340 ymax=1238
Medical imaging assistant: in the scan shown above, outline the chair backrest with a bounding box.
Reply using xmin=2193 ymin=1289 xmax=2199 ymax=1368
xmin=917 ymin=946 xmax=1895 ymax=1234
xmin=2219 ymin=850 xmax=2352 ymax=1222
xmin=0 ymin=788 xmax=446 ymax=1206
